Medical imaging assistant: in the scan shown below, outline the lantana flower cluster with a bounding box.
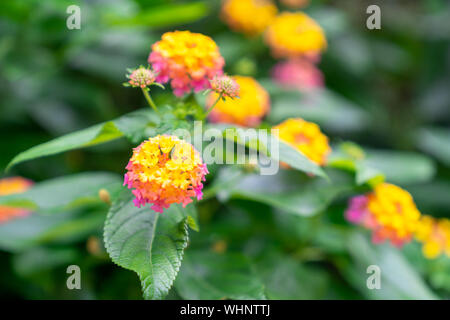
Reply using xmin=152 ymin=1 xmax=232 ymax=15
xmin=345 ymin=183 xmax=421 ymax=247
xmin=265 ymin=12 xmax=327 ymax=59
xmin=271 ymin=58 xmax=324 ymax=91
xmin=221 ymin=1 xmax=327 ymax=92
xmin=123 ymin=135 xmax=208 ymax=213
xmin=221 ymin=0 xmax=278 ymax=36
xmin=124 ymin=27 xmax=447 ymax=264
xmin=415 ymin=215 xmax=450 ymax=259
xmin=271 ymin=118 xmax=331 ymax=166
xmin=207 ymin=75 xmax=270 ymax=127
xmin=0 ymin=177 xmax=33 ymax=223
xmin=148 ymin=31 xmax=225 ymax=97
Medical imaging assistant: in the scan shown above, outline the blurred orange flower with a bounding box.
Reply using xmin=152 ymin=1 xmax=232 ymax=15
xmin=272 ymin=118 xmax=331 ymax=166
xmin=415 ymin=215 xmax=450 ymax=259
xmin=0 ymin=177 xmax=33 ymax=224
xmin=280 ymin=0 xmax=309 ymax=9
xmin=265 ymin=12 xmax=327 ymax=59
xmin=0 ymin=177 xmax=33 ymax=196
xmin=221 ymin=0 xmax=278 ymax=35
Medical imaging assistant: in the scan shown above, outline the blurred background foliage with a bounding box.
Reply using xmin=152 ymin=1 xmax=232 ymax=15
xmin=0 ymin=0 xmax=449 ymax=299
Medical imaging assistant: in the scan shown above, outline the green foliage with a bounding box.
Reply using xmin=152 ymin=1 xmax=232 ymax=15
xmin=343 ymin=232 xmax=438 ymax=300
xmin=215 ymin=167 xmax=351 ymax=217
xmin=6 ymin=110 xmax=158 ymax=169
xmin=104 ymin=190 xmax=193 ymax=300
xmin=175 ymin=250 xmax=266 ymax=300
xmin=0 ymin=172 xmax=122 ymax=212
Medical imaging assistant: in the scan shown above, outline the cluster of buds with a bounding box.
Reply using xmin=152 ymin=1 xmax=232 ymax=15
xmin=207 ymin=75 xmax=270 ymax=127
xmin=125 ymin=66 xmax=164 ymax=90
xmin=209 ymin=75 xmax=240 ymax=99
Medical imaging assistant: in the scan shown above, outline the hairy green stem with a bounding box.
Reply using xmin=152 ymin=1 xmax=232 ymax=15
xmin=203 ymin=93 xmax=223 ymax=120
xmin=142 ymin=88 xmax=159 ymax=113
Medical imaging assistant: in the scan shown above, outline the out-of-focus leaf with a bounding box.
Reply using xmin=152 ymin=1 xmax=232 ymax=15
xmin=0 ymin=172 xmax=122 ymax=213
xmin=255 ymin=252 xmax=329 ymax=299
xmin=216 ymin=168 xmax=352 ymax=217
xmin=417 ymin=127 xmax=450 ymax=166
xmin=0 ymin=209 xmax=105 ymax=252
xmin=328 ymin=142 xmax=384 ymax=186
xmin=267 ymin=87 xmax=369 ymax=133
xmin=105 ymin=2 xmax=209 ymax=27
xmin=210 ymin=125 xmax=327 ymax=178
xmin=342 ymin=232 xmax=438 ymax=300
xmin=408 ymin=180 xmax=450 ymax=212
xmin=175 ymin=250 xmax=266 ymax=300
xmin=12 ymin=247 xmax=79 ymax=276
xmin=6 ymin=109 xmax=157 ymax=169
xmin=103 ymin=190 xmax=190 ymax=300
xmin=363 ymin=149 xmax=436 ymax=185
xmin=329 ymin=143 xmax=435 ymax=186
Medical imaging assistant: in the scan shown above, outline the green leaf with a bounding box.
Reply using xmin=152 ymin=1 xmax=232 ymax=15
xmin=211 ymin=125 xmax=327 ymax=178
xmin=215 ymin=167 xmax=352 ymax=217
xmin=362 ymin=149 xmax=435 ymax=185
xmin=342 ymin=232 xmax=438 ymax=300
xmin=12 ymin=247 xmax=79 ymax=277
xmin=328 ymin=143 xmax=435 ymax=186
xmin=103 ymin=190 xmax=190 ymax=300
xmin=417 ymin=127 xmax=450 ymax=166
xmin=277 ymin=137 xmax=327 ymax=178
xmin=175 ymin=250 xmax=266 ymax=300
xmin=255 ymin=252 xmax=329 ymax=299
xmin=0 ymin=172 xmax=122 ymax=213
xmin=0 ymin=209 xmax=105 ymax=252
xmin=6 ymin=109 xmax=157 ymax=169
xmin=105 ymin=2 xmax=209 ymax=27
xmin=266 ymin=86 xmax=369 ymax=133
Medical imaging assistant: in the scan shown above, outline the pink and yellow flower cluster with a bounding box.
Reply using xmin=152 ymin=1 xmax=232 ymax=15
xmin=346 ymin=183 xmax=421 ymax=247
xmin=124 ymin=135 xmax=208 ymax=213
xmin=415 ymin=215 xmax=450 ymax=259
xmin=148 ymin=31 xmax=225 ymax=97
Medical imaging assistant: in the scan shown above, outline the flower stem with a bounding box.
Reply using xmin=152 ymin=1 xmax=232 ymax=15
xmin=203 ymin=93 xmax=223 ymax=120
xmin=142 ymin=88 xmax=159 ymax=113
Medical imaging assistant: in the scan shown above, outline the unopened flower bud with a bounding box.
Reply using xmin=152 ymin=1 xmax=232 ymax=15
xmin=210 ymin=75 xmax=240 ymax=99
xmin=127 ymin=67 xmax=156 ymax=89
